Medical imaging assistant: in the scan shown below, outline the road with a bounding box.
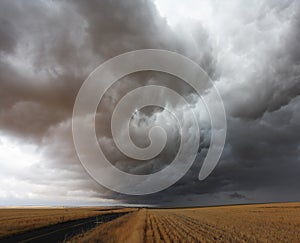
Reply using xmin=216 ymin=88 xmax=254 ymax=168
xmin=0 ymin=212 xmax=128 ymax=243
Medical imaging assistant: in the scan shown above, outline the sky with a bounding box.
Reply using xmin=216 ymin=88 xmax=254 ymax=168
xmin=0 ymin=0 xmax=299 ymax=206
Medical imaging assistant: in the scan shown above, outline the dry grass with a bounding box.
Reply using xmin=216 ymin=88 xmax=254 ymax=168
xmin=0 ymin=207 xmax=132 ymax=238
xmin=69 ymin=202 xmax=300 ymax=243
xmin=68 ymin=209 xmax=146 ymax=243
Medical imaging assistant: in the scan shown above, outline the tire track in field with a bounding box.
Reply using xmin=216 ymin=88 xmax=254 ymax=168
xmin=171 ymin=212 xmax=249 ymax=242
xmin=146 ymin=211 xmax=251 ymax=243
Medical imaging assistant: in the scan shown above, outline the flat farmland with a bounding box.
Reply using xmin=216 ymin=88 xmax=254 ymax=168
xmin=69 ymin=202 xmax=300 ymax=243
xmin=0 ymin=207 xmax=132 ymax=238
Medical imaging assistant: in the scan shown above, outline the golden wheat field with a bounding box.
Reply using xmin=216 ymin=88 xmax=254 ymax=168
xmin=69 ymin=202 xmax=300 ymax=243
xmin=0 ymin=207 xmax=132 ymax=238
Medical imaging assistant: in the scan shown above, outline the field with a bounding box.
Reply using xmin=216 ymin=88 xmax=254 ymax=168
xmin=0 ymin=203 xmax=299 ymax=242
xmin=68 ymin=202 xmax=300 ymax=243
xmin=0 ymin=207 xmax=132 ymax=238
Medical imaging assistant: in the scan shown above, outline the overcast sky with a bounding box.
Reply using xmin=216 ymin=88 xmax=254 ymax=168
xmin=0 ymin=0 xmax=299 ymax=206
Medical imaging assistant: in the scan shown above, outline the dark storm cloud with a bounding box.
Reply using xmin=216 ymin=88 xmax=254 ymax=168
xmin=0 ymin=0 xmax=299 ymax=206
xmin=72 ymin=0 xmax=177 ymax=58
xmin=132 ymin=97 xmax=300 ymax=206
xmin=229 ymin=192 xmax=246 ymax=200
xmin=0 ymin=0 xmax=205 ymax=202
xmin=0 ymin=0 xmax=207 ymax=139
xmin=0 ymin=0 xmax=87 ymax=139
xmin=109 ymin=0 xmax=300 ymax=206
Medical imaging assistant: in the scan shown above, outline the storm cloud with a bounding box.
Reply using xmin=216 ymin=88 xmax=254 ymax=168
xmin=0 ymin=0 xmax=299 ymax=206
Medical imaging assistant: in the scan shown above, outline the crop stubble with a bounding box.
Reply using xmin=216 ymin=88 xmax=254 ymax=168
xmin=69 ymin=202 xmax=300 ymax=243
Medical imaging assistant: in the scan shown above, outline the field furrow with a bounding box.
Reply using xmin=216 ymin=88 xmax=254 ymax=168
xmin=54 ymin=203 xmax=300 ymax=243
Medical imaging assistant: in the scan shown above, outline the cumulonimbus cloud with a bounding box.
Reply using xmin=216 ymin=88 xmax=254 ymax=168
xmin=0 ymin=0 xmax=299 ymax=205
